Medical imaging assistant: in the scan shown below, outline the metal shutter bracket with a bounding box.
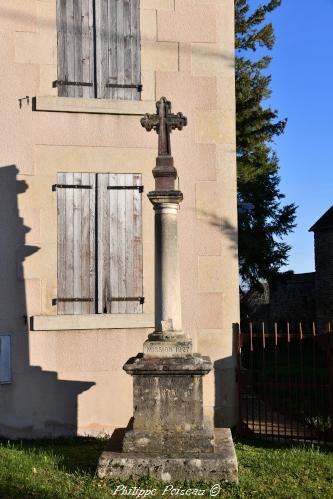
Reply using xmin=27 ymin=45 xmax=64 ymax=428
xmin=53 ymin=184 xmax=93 ymax=191
xmin=107 ymin=185 xmax=144 ymax=193
xmin=53 ymin=80 xmax=93 ymax=88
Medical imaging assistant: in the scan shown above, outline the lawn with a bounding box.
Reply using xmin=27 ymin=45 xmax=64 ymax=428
xmin=0 ymin=437 xmax=332 ymax=498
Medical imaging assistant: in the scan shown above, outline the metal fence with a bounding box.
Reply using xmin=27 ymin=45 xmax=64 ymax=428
xmin=236 ymin=322 xmax=333 ymax=445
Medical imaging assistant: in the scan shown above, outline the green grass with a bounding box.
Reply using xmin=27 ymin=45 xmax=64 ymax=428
xmin=0 ymin=437 xmax=332 ymax=498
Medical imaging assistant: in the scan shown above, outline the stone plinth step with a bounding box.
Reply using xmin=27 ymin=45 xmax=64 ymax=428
xmin=97 ymin=428 xmax=238 ymax=483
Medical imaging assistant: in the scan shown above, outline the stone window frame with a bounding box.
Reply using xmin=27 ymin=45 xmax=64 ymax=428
xmin=55 ymin=0 xmax=141 ymax=101
xmin=30 ymin=163 xmax=155 ymax=332
xmin=35 ymin=2 xmax=160 ymax=114
xmin=55 ymin=172 xmax=144 ymax=317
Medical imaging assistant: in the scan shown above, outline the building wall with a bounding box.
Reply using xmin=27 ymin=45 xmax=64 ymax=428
xmin=314 ymin=229 xmax=333 ymax=331
xmin=269 ymin=273 xmax=316 ymax=328
xmin=0 ymin=0 xmax=239 ymax=437
xmin=242 ymin=274 xmax=316 ymax=332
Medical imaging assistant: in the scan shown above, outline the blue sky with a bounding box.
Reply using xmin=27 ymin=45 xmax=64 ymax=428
xmin=250 ymin=0 xmax=333 ymax=273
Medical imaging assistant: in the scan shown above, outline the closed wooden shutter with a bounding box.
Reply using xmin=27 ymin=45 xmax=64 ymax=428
xmin=95 ymin=0 xmax=141 ymax=100
xmin=57 ymin=173 xmax=96 ymax=314
xmin=97 ymin=173 xmax=143 ymax=313
xmin=0 ymin=335 xmax=11 ymax=384
xmin=57 ymin=0 xmax=95 ymax=97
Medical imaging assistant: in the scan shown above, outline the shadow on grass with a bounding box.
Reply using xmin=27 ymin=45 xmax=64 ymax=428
xmin=0 ymin=426 xmax=129 ymax=478
xmin=0 ymin=436 xmax=106 ymax=476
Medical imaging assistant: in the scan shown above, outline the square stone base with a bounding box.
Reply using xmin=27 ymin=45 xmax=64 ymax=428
xmin=123 ymin=354 xmax=214 ymax=455
xmin=97 ymin=428 xmax=238 ymax=483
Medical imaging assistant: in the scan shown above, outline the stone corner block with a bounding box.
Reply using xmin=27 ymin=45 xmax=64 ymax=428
xmin=142 ymin=41 xmax=179 ymax=72
xmin=198 ymin=255 xmax=223 ymax=293
xmin=141 ymin=0 xmax=175 ymax=10
xmin=157 ymin=6 xmax=216 ymax=44
xmin=195 ymin=110 xmax=236 ymax=145
xmin=195 ymin=181 xmax=222 ymax=221
xmin=141 ymin=9 xmax=157 ymax=42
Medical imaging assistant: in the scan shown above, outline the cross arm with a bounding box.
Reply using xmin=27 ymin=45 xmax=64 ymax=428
xmin=140 ymin=113 xmax=160 ymax=132
xmin=166 ymin=112 xmax=187 ymax=131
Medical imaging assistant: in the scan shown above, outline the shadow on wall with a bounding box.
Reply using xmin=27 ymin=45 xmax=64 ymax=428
xmin=195 ymin=209 xmax=239 ymax=258
xmin=0 ymin=165 xmax=94 ymax=438
xmin=213 ymin=329 xmax=239 ymax=428
xmin=196 ymin=209 xmax=239 ymax=427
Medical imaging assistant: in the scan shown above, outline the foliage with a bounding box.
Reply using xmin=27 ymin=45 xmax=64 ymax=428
xmin=0 ymin=437 xmax=332 ymax=498
xmin=235 ymin=0 xmax=297 ymax=288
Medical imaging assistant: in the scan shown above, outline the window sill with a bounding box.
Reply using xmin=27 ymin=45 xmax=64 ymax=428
xmin=32 ymin=96 xmax=155 ymax=115
xmin=32 ymin=314 xmax=154 ymax=331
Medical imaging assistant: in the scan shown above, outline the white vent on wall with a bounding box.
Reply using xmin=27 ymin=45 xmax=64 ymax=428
xmin=0 ymin=335 xmax=11 ymax=384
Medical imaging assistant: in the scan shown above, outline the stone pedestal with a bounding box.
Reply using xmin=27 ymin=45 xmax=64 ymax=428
xmin=97 ymin=353 xmax=238 ymax=482
xmin=122 ymin=355 xmax=214 ymax=455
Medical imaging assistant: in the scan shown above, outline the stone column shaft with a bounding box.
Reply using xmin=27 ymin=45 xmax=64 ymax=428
xmin=144 ymin=191 xmax=191 ymax=356
xmin=154 ymin=203 xmax=182 ymax=334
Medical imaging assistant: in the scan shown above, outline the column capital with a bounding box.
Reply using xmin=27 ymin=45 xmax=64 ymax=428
xmin=147 ymin=190 xmax=183 ymax=206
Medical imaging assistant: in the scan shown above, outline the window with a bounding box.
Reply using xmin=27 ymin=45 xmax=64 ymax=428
xmin=56 ymin=173 xmax=143 ymax=315
xmin=56 ymin=0 xmax=141 ymax=100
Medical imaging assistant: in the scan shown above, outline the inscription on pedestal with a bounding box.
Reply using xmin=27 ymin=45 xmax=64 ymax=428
xmin=143 ymin=341 xmax=192 ymax=358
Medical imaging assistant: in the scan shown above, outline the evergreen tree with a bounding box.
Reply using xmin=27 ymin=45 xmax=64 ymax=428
xmin=235 ymin=0 xmax=297 ymax=289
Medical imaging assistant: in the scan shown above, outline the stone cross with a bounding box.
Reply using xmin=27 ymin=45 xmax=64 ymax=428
xmin=141 ymin=97 xmax=187 ymax=158
xmin=140 ymin=98 xmax=189 ymax=345
xmin=98 ymin=99 xmax=238 ymax=485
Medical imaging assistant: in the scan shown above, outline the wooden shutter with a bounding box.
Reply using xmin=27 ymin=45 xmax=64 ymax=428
xmin=57 ymin=173 xmax=96 ymax=314
xmin=0 ymin=335 xmax=11 ymax=384
xmin=57 ymin=0 xmax=95 ymax=97
xmin=97 ymin=173 xmax=143 ymax=313
xmin=95 ymin=0 xmax=141 ymax=100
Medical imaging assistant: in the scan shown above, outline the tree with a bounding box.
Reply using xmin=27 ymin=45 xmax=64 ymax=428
xmin=235 ymin=0 xmax=297 ymax=289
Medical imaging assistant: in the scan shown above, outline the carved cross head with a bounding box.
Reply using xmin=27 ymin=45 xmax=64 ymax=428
xmin=141 ymin=97 xmax=187 ymax=157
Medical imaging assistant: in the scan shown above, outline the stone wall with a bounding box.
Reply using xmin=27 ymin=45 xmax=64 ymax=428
xmin=242 ymin=273 xmax=316 ymax=332
xmin=314 ymin=229 xmax=333 ymax=331
xmin=269 ymin=273 xmax=316 ymax=330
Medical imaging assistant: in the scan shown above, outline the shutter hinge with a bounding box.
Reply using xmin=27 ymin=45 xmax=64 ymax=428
xmin=107 ymin=297 xmax=145 ymax=304
xmin=107 ymin=185 xmax=144 ymax=193
xmin=53 ymin=298 xmax=94 ymax=305
xmin=53 ymin=80 xmax=93 ymax=88
xmin=52 ymin=184 xmax=93 ymax=191
xmin=105 ymin=83 xmax=143 ymax=92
